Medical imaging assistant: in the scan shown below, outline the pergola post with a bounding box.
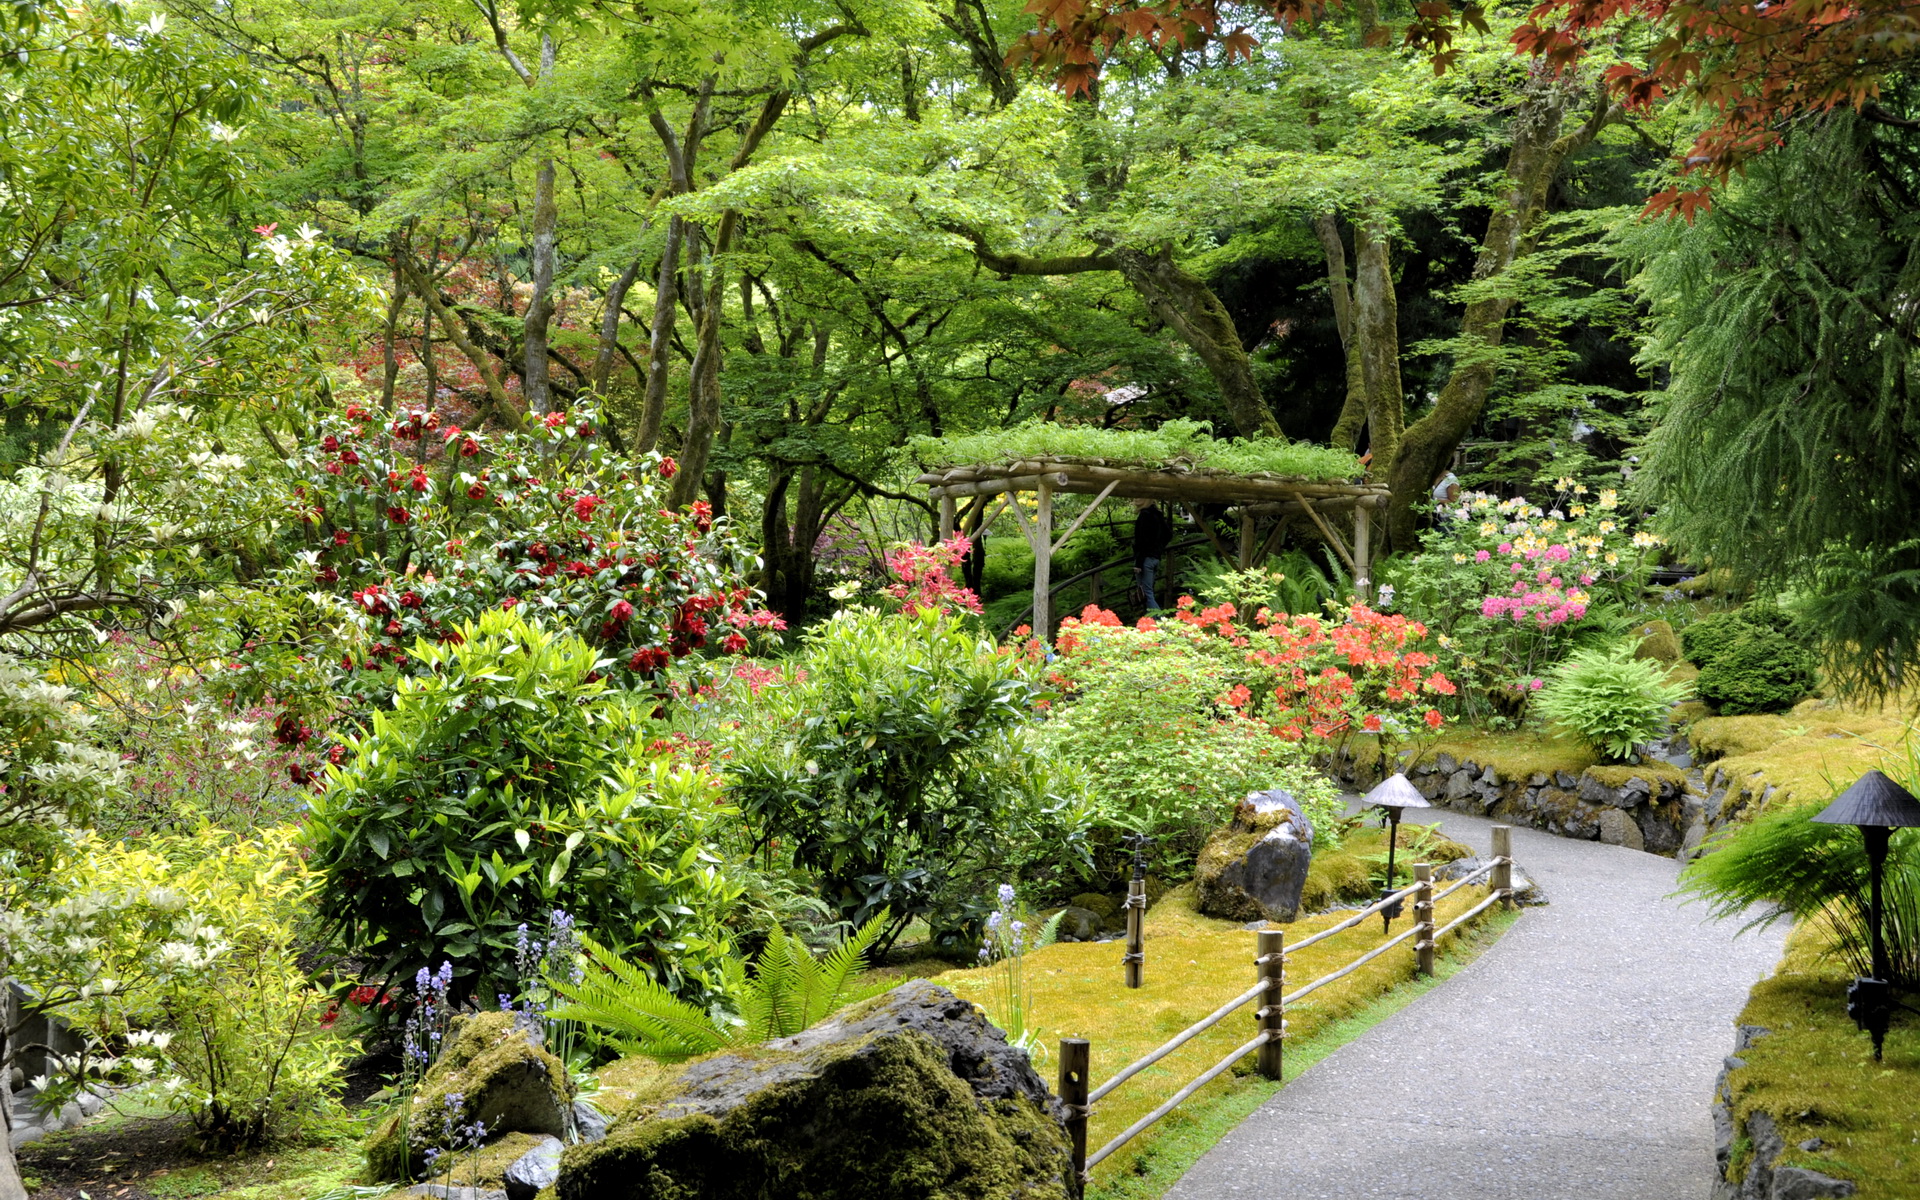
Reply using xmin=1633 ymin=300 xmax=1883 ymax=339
xmin=1353 ymin=502 xmax=1372 ymax=603
xmin=938 ymin=494 xmax=957 ymax=541
xmin=1237 ymin=511 xmax=1255 ymax=570
xmin=1032 ymin=479 xmax=1054 ymax=638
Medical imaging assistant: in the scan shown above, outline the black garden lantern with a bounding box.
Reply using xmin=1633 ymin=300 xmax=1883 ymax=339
xmin=1364 ymin=773 xmax=1431 ymax=931
xmin=1812 ymin=769 xmax=1920 ymax=1061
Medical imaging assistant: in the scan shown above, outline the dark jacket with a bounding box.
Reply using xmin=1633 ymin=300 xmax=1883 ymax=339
xmin=1134 ymin=504 xmax=1172 ymax=564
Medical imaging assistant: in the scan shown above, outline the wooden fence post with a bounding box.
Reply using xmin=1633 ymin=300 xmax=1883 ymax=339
xmin=1413 ymin=862 xmax=1434 ymax=977
xmin=1255 ymin=930 xmax=1284 ymax=1081
xmin=1123 ymin=877 xmax=1146 ymax=989
xmin=1059 ymin=1038 xmax=1090 ymax=1189
xmin=1491 ymin=825 xmax=1513 ymax=909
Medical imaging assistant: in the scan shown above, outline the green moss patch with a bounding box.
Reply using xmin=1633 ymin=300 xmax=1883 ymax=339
xmin=1414 ymin=729 xmax=1599 ymax=781
xmin=1723 ymin=921 xmax=1920 ymax=1197
xmin=1586 ymin=762 xmax=1687 ymax=790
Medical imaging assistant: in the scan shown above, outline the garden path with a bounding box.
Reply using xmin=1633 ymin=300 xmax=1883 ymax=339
xmin=1164 ymin=805 xmax=1787 ymax=1200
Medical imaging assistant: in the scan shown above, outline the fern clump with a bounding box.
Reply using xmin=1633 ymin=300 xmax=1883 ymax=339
xmin=548 ymin=914 xmax=891 ymax=1061
xmin=1533 ymin=643 xmax=1691 ymax=762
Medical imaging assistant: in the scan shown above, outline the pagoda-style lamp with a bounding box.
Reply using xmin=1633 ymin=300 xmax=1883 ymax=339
xmin=1365 ymin=773 xmax=1432 ymax=931
xmin=1812 ymin=769 xmax=1920 ymax=1061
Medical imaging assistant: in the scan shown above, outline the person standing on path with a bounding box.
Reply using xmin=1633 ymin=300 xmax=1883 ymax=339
xmin=1133 ymin=499 xmax=1172 ymax=611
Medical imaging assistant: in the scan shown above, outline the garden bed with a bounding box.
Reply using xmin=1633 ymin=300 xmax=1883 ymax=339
xmin=1712 ymin=920 xmax=1919 ymax=1199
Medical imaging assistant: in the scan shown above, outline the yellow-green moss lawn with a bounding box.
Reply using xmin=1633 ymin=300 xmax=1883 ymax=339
xmin=1686 ymin=695 xmax=1916 ymax=817
xmin=1724 ymin=919 xmax=1920 ymax=1197
xmin=935 ymin=873 xmax=1501 ymax=1188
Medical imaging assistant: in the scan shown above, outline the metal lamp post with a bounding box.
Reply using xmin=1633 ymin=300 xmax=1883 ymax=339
xmin=1811 ymin=769 xmax=1920 ymax=1061
xmin=1364 ymin=773 xmax=1432 ymax=932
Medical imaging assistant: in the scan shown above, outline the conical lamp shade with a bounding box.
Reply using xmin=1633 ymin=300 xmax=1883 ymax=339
xmin=1364 ymin=773 xmax=1430 ymax=811
xmin=1812 ymin=770 xmax=1920 ymax=829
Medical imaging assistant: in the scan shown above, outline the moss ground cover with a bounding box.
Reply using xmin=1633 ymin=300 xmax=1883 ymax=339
xmin=934 ymin=879 xmax=1504 ymax=1184
xmin=1687 ymin=697 xmax=1913 ymax=817
xmin=1724 ymin=921 xmax=1920 ymax=1197
xmin=916 ymin=419 xmax=1364 ymax=482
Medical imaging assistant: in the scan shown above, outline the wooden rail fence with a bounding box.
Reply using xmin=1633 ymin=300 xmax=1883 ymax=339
xmin=1058 ymin=825 xmax=1515 ymax=1185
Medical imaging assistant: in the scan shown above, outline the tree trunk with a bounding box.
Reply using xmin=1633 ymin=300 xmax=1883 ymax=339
xmin=637 ymin=217 xmax=683 ymax=454
xmin=401 ymin=258 xmax=524 ymax=430
xmin=1110 ymin=247 xmax=1282 ymax=439
xmin=379 ymin=250 xmax=408 ymax=414
xmin=1352 ymin=217 xmax=1404 ymax=473
xmin=1382 ymin=79 xmax=1620 ymax=546
xmin=522 ymin=155 xmax=559 ymax=414
xmin=591 ymin=256 xmax=643 ymax=396
xmin=1314 ymin=214 xmax=1369 ymax=451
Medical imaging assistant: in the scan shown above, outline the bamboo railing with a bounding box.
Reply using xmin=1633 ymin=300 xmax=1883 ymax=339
xmin=1058 ymin=825 xmax=1516 ymax=1186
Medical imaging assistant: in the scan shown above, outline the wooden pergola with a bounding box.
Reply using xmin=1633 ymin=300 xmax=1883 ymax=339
xmin=916 ymin=457 xmax=1387 ymax=635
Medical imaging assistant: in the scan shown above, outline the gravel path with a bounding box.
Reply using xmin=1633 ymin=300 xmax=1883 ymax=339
xmin=1164 ymin=806 xmax=1786 ymax=1200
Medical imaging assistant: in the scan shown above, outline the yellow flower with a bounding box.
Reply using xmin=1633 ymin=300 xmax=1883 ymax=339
xmin=1555 ymin=476 xmax=1575 ymax=490
xmin=1586 ymin=548 xmax=1599 ymax=559
xmin=1479 ymin=521 xmax=1498 ymax=536
xmin=1573 ymin=483 xmax=1589 ymax=495
xmin=1438 ymin=633 xmax=1454 ymax=648
xmin=1605 ymin=551 xmax=1619 ymax=565
xmin=1570 ymin=504 xmax=1586 ymax=517
xmin=1598 ymin=488 xmax=1618 ymax=509
xmin=1452 ymin=553 xmax=1468 ymax=564
xmin=1598 ymin=520 xmax=1616 ymax=534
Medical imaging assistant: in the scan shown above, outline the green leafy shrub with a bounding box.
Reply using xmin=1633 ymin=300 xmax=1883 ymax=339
xmin=549 ymin=913 xmax=891 ymax=1061
xmin=15 ymin=827 xmax=348 ymax=1152
xmin=1533 ymin=643 xmax=1692 ymax=761
xmin=719 ymin=606 xmax=1088 ymax=952
xmin=1696 ymin=628 xmax=1817 ymax=714
xmin=305 ymin=609 xmax=740 ymax=1003
xmin=1039 ymin=621 xmax=1342 ymax=881
xmin=1679 ymin=605 xmax=1797 ymax=670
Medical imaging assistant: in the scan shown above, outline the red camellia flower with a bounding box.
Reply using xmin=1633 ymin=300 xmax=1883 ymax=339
xmin=314 ymin=566 xmax=339 ymax=584
xmin=659 ymin=456 xmax=678 ymax=479
xmin=384 ymin=620 xmax=402 ymax=636
xmin=341 ymin=449 xmax=360 ymax=465
xmin=409 ymin=468 xmax=429 ymax=492
xmin=501 ymin=597 xmax=519 ymax=609
xmin=461 ymin=437 xmax=480 ymax=457
xmin=628 ymin=647 xmax=668 ymax=673
xmin=322 ymin=435 xmax=340 ymax=452
xmin=324 ymin=462 xmax=343 ymax=475
xmin=327 ymin=744 xmax=347 ymax=765
xmin=543 ymin=411 xmax=567 ymax=429
xmin=289 ymin=763 xmax=312 ymax=785
xmin=468 ymin=483 xmax=487 ymax=500
xmin=610 ymin=600 xmax=635 ymax=622
xmin=574 ymin=494 xmax=601 ymax=521
xmin=398 ymin=590 xmax=423 ymax=609
xmin=333 ymin=529 xmax=350 ymax=545
xmin=691 ymin=499 xmax=713 ymax=532
xmin=723 ymin=632 xmax=748 ymax=654
xmin=386 ymin=506 xmax=410 ymax=524
xmin=344 ymin=405 xmax=369 ymax=420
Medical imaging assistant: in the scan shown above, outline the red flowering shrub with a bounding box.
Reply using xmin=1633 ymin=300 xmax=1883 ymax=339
xmin=881 ymin=536 xmax=983 ymax=616
xmin=286 ymin=404 xmax=781 ymax=705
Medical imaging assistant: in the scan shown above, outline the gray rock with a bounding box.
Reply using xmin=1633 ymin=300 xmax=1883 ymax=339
xmin=1555 ymin=770 xmax=1576 ymax=788
xmin=1596 ymin=808 xmax=1645 ymax=851
xmin=1435 ymin=752 xmax=1456 ymax=776
xmin=571 ymin=1099 xmax=608 ymax=1144
xmin=1681 ymin=819 xmax=1709 ymax=860
xmin=9 ymin=1125 xmax=44 ymax=1147
xmin=504 ymin=1135 xmax=564 ymax=1200
xmin=553 ymin=981 xmax=1073 ymax=1200
xmin=1797 ymin=1139 xmax=1826 ymax=1153
xmin=1478 ymin=766 xmax=1498 ymax=785
xmin=1509 ymin=867 xmax=1547 ymax=906
xmin=1770 ymin=1166 xmax=1856 ymax=1199
xmin=1445 ymin=770 xmax=1476 ymax=802
xmin=1736 ymin=1025 xmax=1773 ymax=1051
xmin=1741 ymin=1110 xmax=1785 ymax=1200
xmin=1053 ymin=906 xmax=1106 ymax=942
xmin=1196 ymin=791 xmax=1315 ymax=923
xmin=1529 ymin=772 xmax=1548 ymax=786
xmin=1577 ymin=773 xmax=1633 ymax=809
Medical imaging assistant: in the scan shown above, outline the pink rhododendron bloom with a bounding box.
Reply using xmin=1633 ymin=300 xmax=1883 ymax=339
xmin=1474 ymin=550 xmax=1491 ymax=562
xmin=1498 ymin=542 xmax=1512 ymax=554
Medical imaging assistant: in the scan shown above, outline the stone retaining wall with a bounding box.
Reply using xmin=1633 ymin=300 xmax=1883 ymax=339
xmin=1326 ymin=752 xmax=1709 ymax=858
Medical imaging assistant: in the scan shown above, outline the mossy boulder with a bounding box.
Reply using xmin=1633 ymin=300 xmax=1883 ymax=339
xmin=366 ymin=1011 xmax=575 ymax=1181
xmin=1632 ymin=619 xmax=1682 ymax=665
xmin=554 ymin=980 xmax=1074 ymax=1200
xmin=1194 ymin=790 xmax=1315 ymax=923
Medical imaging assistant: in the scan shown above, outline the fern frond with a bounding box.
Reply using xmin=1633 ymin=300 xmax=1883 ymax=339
xmin=547 ymin=935 xmax=729 ymax=1061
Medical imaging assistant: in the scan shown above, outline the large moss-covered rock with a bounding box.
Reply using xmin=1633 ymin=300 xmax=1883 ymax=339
xmin=554 ymin=980 xmax=1074 ymax=1200
xmin=1194 ymin=789 xmax=1315 ymax=923
xmin=367 ymin=1012 xmax=575 ymax=1181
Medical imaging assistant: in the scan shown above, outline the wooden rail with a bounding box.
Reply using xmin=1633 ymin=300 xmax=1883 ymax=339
xmin=1059 ymin=826 xmax=1516 ymax=1187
